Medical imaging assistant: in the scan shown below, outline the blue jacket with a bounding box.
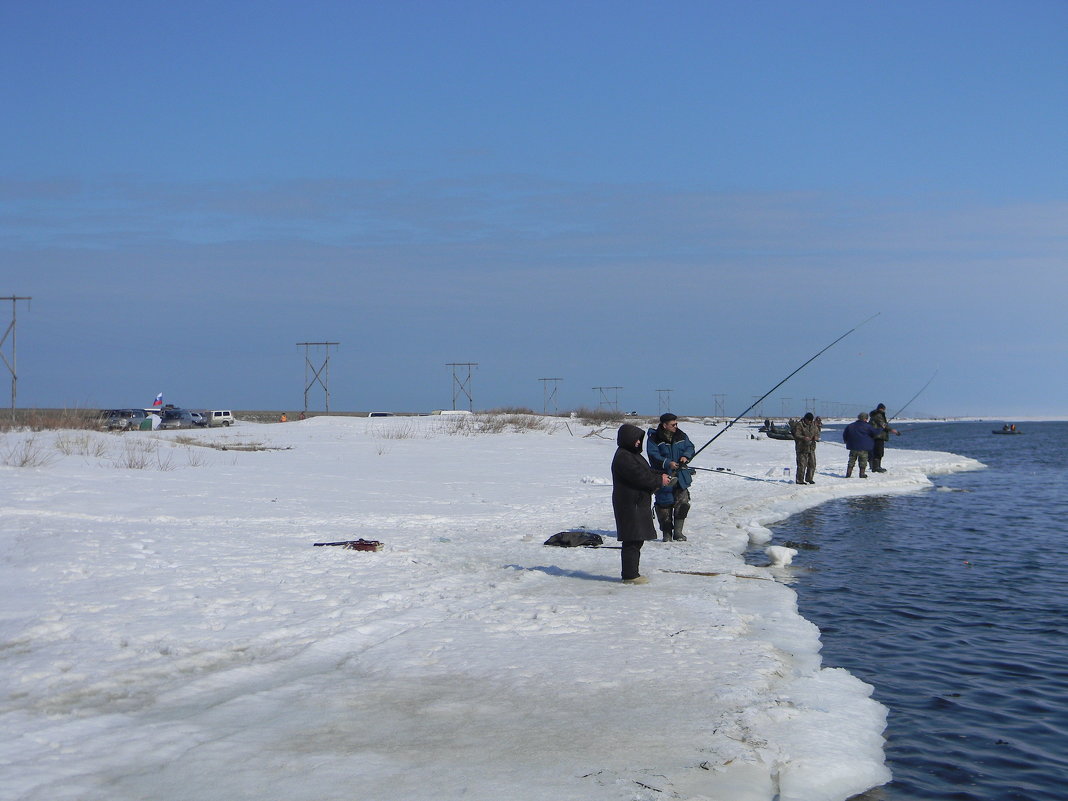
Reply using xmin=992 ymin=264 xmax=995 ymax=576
xmin=843 ymin=420 xmax=881 ymax=452
xmin=646 ymin=425 xmax=696 ymax=505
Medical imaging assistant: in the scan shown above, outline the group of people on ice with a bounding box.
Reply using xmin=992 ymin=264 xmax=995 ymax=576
xmin=840 ymin=404 xmax=900 ymax=478
xmin=778 ymin=403 xmax=900 ymax=483
xmin=610 ymin=405 xmax=901 ymax=584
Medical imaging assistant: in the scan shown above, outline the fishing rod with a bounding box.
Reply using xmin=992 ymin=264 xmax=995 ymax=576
xmin=888 ymin=369 xmax=939 ymax=422
xmin=690 ymin=313 xmax=881 ymax=461
xmin=684 ymin=464 xmax=781 ymax=484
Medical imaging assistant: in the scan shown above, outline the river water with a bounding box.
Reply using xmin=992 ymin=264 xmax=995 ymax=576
xmin=767 ymin=421 xmax=1068 ymax=800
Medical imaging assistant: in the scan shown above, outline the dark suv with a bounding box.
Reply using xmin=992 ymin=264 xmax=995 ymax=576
xmin=158 ymin=408 xmax=196 ymax=430
xmin=102 ymin=409 xmax=148 ymax=430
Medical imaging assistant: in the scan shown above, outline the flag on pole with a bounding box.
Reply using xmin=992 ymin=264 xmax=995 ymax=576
xmin=152 ymin=393 xmax=163 ymax=407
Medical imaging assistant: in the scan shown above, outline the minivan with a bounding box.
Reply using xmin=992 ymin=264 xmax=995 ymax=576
xmin=208 ymin=410 xmax=235 ymax=427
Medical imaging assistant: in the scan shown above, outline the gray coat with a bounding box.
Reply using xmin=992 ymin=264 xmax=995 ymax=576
xmin=611 ymin=423 xmax=662 ymax=542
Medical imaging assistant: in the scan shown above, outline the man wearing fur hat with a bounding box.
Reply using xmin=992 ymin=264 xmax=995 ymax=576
xmin=646 ymin=413 xmax=696 ymax=541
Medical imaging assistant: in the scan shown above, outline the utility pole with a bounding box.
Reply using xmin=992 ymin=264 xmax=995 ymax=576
xmin=447 ymin=362 xmax=477 ymax=411
xmin=780 ymin=397 xmax=791 ymax=418
xmin=1 ymin=295 xmax=31 ymax=421
xmin=297 ymin=341 xmax=339 ymax=413
xmin=656 ymin=389 xmax=673 ymax=415
xmin=539 ymin=378 xmax=561 ymax=415
xmin=711 ymin=394 xmax=726 ymax=417
xmin=592 ymin=386 xmax=622 ymax=413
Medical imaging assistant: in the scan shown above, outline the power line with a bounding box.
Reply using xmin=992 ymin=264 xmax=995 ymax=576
xmin=297 ymin=341 xmax=339 ymax=413
xmin=447 ymin=363 xmax=478 ymax=411
xmin=539 ymin=378 xmax=562 ymax=414
xmin=656 ymin=389 xmax=673 ymax=414
xmin=592 ymin=386 xmax=623 ymax=413
xmin=1 ymin=295 xmax=31 ymax=420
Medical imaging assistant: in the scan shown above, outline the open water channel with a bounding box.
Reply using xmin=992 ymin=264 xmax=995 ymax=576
xmin=767 ymin=421 xmax=1068 ymax=800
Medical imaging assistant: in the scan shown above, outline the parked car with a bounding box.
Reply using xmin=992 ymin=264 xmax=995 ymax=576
xmin=190 ymin=411 xmax=207 ymax=427
xmin=207 ymin=410 xmax=235 ymax=427
xmin=101 ymin=409 xmax=147 ymax=431
xmin=158 ymin=408 xmax=196 ymax=430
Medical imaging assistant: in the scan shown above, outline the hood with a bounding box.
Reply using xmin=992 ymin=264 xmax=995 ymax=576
xmin=616 ymin=423 xmax=645 ymax=452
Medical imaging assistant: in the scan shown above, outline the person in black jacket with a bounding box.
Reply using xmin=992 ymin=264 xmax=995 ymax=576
xmin=612 ymin=423 xmax=670 ymax=584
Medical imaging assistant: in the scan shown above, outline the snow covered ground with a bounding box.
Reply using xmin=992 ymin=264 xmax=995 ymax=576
xmin=0 ymin=415 xmax=983 ymax=801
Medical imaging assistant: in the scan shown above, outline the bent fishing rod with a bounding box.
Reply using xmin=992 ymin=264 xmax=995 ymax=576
xmin=690 ymin=312 xmax=881 ymax=462
xmin=888 ymin=369 xmax=939 ymax=422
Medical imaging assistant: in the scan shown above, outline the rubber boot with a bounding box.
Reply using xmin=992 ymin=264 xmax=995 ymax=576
xmin=846 ymin=467 xmax=853 ymax=478
xmin=672 ymin=518 xmax=687 ymax=542
xmin=655 ymin=506 xmax=673 ymax=542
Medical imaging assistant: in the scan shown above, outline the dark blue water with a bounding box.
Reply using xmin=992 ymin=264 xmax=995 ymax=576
xmin=768 ymin=421 xmax=1068 ymax=801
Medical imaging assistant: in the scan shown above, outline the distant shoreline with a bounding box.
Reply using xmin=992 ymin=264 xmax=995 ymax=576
xmin=4 ymin=409 xmax=1066 ymax=427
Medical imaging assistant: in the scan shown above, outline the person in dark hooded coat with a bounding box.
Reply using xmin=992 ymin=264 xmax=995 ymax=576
xmin=612 ymin=423 xmax=670 ymax=583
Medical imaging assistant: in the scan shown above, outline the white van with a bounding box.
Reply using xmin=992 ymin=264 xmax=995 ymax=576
xmin=208 ymin=410 xmax=235 ymax=427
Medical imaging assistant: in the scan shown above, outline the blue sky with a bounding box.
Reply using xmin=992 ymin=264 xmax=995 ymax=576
xmin=2 ymin=1 xmax=1066 ymax=418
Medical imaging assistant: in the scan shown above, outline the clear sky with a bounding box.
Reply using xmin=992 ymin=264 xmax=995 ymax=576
xmin=2 ymin=1 xmax=1066 ymax=418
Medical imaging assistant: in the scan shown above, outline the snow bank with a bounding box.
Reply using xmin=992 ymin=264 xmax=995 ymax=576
xmin=0 ymin=416 xmax=983 ymax=800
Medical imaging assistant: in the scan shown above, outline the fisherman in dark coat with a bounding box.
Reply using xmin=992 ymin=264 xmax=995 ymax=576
xmin=868 ymin=403 xmax=900 ymax=472
xmin=612 ymin=423 xmax=670 ymax=584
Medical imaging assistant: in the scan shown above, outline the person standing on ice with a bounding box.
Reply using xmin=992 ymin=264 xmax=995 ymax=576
xmin=842 ymin=412 xmax=881 ymax=478
xmin=645 ymin=413 xmax=696 ymax=542
xmin=793 ymin=412 xmax=820 ymax=484
xmin=612 ymin=423 xmax=670 ymax=584
xmin=868 ymin=403 xmax=899 ymax=473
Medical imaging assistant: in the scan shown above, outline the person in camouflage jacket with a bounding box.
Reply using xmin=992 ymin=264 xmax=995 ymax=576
xmin=792 ymin=412 xmax=820 ymax=484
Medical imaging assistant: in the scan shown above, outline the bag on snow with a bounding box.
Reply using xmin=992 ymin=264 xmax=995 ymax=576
xmin=543 ymin=531 xmax=605 ymax=547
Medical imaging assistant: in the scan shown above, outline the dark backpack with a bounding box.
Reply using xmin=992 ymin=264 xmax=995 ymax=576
xmin=543 ymin=531 xmax=605 ymax=547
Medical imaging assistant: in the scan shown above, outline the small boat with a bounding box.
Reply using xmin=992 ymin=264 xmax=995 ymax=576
xmin=764 ymin=427 xmax=795 ymax=440
xmin=759 ymin=419 xmax=795 ymax=440
xmin=992 ymin=425 xmax=1023 ymax=435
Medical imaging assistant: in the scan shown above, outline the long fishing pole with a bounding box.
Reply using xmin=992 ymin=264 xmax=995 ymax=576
xmin=691 ymin=312 xmax=881 ymax=461
xmin=888 ymin=369 xmax=939 ymax=422
xmin=684 ymin=464 xmax=781 ymax=483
